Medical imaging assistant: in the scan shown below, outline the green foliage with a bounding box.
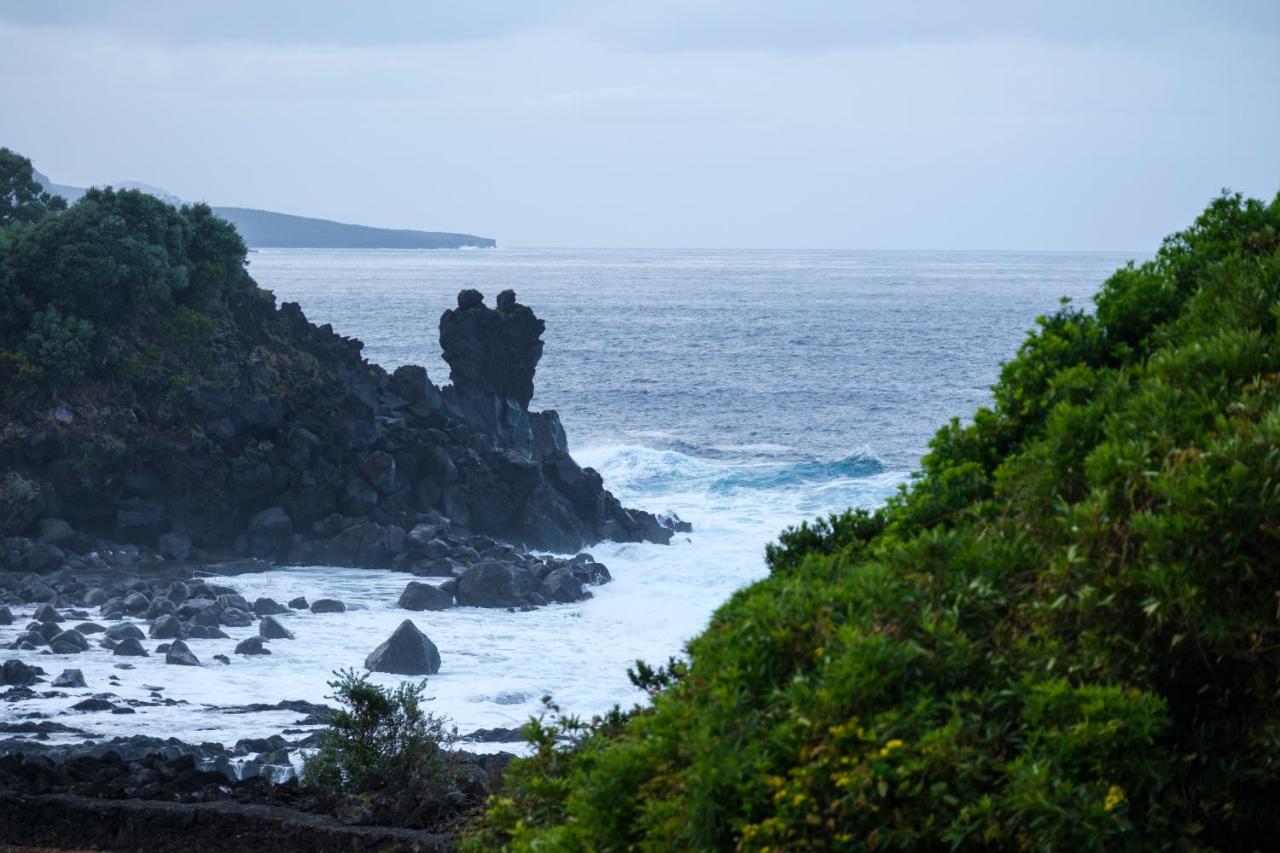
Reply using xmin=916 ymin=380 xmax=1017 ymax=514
xmin=302 ymin=669 xmax=456 ymax=794
xmin=0 ymin=148 xmax=249 ymax=400
xmin=475 ymin=190 xmax=1280 ymax=850
xmin=0 ymin=146 xmax=66 ymax=225
xmin=23 ymin=307 xmax=94 ymax=388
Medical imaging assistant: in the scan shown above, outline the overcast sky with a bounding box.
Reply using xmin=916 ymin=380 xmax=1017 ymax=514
xmin=1 ymin=1 xmax=1277 ymax=249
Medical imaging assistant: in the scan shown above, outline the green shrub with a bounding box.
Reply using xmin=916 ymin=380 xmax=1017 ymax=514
xmin=23 ymin=307 xmax=94 ymax=389
xmin=302 ymin=669 xmax=456 ymax=793
xmin=473 ymin=191 xmax=1280 ymax=850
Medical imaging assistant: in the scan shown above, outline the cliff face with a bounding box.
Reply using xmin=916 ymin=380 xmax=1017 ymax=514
xmin=0 ymin=283 xmax=672 ymax=561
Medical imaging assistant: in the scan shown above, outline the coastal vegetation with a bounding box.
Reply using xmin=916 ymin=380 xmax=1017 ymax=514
xmin=472 ymin=191 xmax=1280 ymax=850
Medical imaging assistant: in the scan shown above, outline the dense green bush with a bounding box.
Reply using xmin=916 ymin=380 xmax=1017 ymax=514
xmin=471 ymin=191 xmax=1280 ymax=851
xmin=303 ymin=669 xmax=456 ymax=793
xmin=0 ymin=148 xmax=250 ymax=399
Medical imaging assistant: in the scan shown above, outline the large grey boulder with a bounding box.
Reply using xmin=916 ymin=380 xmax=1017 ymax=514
xmin=149 ymin=614 xmax=182 ymax=639
xmin=112 ymin=637 xmax=148 ymax=657
xmin=258 ymin=616 xmax=294 ymax=640
xmin=166 ymin=639 xmax=201 ymax=666
xmin=310 ymin=599 xmax=345 ymax=614
xmin=235 ymin=636 xmax=271 ymax=656
xmin=364 ymin=620 xmax=441 ymax=675
xmin=52 ymin=668 xmax=86 ymax=688
xmin=49 ymin=629 xmax=89 ymax=654
xmin=398 ymin=581 xmax=454 ymax=612
xmin=455 ymin=561 xmax=532 ymax=608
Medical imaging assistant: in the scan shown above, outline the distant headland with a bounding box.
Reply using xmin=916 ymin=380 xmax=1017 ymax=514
xmin=33 ymin=170 xmax=496 ymax=250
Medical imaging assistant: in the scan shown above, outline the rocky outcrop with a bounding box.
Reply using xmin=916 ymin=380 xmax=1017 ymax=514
xmin=0 ymin=287 xmax=677 ymax=571
xmin=364 ymin=620 xmax=441 ymax=675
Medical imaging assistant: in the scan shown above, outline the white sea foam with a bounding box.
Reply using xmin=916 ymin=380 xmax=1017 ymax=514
xmin=0 ymin=444 xmax=905 ymax=750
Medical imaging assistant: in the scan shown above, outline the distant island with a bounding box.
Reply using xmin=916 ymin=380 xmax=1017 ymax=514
xmin=33 ymin=170 xmax=496 ymax=250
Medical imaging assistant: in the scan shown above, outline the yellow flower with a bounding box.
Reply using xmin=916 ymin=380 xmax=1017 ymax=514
xmin=877 ymin=739 xmax=905 ymax=758
xmin=1104 ymin=784 xmax=1127 ymax=812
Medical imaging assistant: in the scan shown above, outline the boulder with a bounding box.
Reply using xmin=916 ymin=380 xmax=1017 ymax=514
xmin=253 ymin=597 xmax=287 ymax=616
xmin=310 ymin=598 xmax=345 ymax=614
xmin=72 ymin=697 xmax=115 ymax=712
xmin=112 ymin=637 xmax=148 ymax=657
xmin=398 ymin=581 xmax=454 ymax=611
xmin=288 ymin=596 xmax=309 ymax=610
xmin=51 ymin=668 xmax=86 ymax=688
xmin=235 ymin=636 xmax=271 ymax=656
xmin=165 ymin=639 xmax=201 ymax=666
xmin=103 ymin=623 xmax=145 ymax=643
xmin=74 ymin=622 xmax=105 ymax=634
xmin=540 ymin=567 xmax=587 ymax=604
xmin=0 ymin=606 xmax=12 ymax=625
xmin=455 ymin=561 xmax=532 ymax=608
xmin=219 ymin=607 xmax=254 ymax=627
xmin=149 ymin=614 xmax=182 ymax=639
xmin=33 ymin=603 xmax=62 ymax=623
xmin=258 ymin=616 xmax=294 ymax=640
xmin=247 ymin=507 xmax=293 ymax=557
xmin=2 ymin=659 xmax=40 ymax=686
xmin=122 ymin=592 xmax=150 ymax=615
xmin=36 ymin=517 xmax=75 ymax=544
xmin=49 ymin=629 xmax=90 ymax=654
xmin=24 ymin=541 xmax=65 ymax=573
xmin=364 ymin=620 xmax=441 ymax=675
xmin=157 ymin=531 xmax=192 ymax=561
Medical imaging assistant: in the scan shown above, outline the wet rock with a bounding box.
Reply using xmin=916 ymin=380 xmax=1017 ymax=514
xmin=398 ymin=581 xmax=454 ymax=611
xmin=234 ymin=636 xmax=270 ymax=656
xmin=24 ymin=541 xmax=66 ymax=573
xmin=246 ymin=507 xmax=293 ymax=558
xmin=74 ymin=621 xmax=105 ymax=634
xmin=112 ymin=637 xmax=148 ymax=657
xmin=219 ymin=607 xmax=253 ymax=627
xmin=213 ymin=654 xmax=230 ymax=665
xmin=287 ymin=596 xmax=308 ymax=610
xmin=103 ymin=623 xmax=145 ymax=643
xmin=72 ymin=697 xmax=115 ymax=712
xmin=83 ymin=587 xmax=111 ymax=606
xmin=165 ymin=639 xmax=201 ymax=667
xmin=52 ymin=669 xmax=86 ymax=688
xmin=252 ymin=597 xmax=287 ymax=616
xmin=539 ymin=567 xmax=587 ymax=604
xmin=157 ymin=531 xmax=192 ymax=561
xmin=258 ymin=616 xmax=294 ymax=640
xmin=364 ymin=619 xmax=441 ymax=675
xmin=0 ymin=606 xmax=11 ymax=625
xmin=455 ymin=561 xmax=532 ymax=608
xmin=33 ymin=603 xmax=62 ymax=623
xmin=310 ymin=598 xmax=345 ymax=614
xmin=148 ymin=614 xmax=182 ymax=639
xmin=2 ymin=659 xmax=41 ymax=686
xmin=49 ymin=629 xmax=90 ymax=654
xmin=122 ymin=592 xmax=150 ymax=615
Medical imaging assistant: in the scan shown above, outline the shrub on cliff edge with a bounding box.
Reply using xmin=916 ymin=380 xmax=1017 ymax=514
xmin=470 ymin=191 xmax=1280 ymax=851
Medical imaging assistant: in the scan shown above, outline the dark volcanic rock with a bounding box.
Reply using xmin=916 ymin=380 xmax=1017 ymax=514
xmin=112 ymin=637 xmax=148 ymax=657
xmin=253 ymin=597 xmax=287 ymax=616
xmin=2 ymin=659 xmax=41 ymax=686
xmin=165 ymin=639 xmax=201 ymax=666
xmin=234 ymin=636 xmax=270 ymax=656
xmin=287 ymin=596 xmax=308 ymax=609
xmin=149 ymin=614 xmax=182 ymax=639
xmin=455 ymin=561 xmax=532 ymax=608
xmin=33 ymin=603 xmax=62 ymax=623
xmin=364 ymin=620 xmax=441 ymax=675
xmin=49 ymin=629 xmax=90 ymax=654
xmin=103 ymin=623 xmax=145 ymax=643
xmin=397 ymin=581 xmax=454 ymax=611
xmin=258 ymin=616 xmax=294 ymax=640
xmin=72 ymin=697 xmax=115 ymax=711
xmin=51 ymin=668 xmax=87 ymax=688
xmin=310 ymin=598 xmax=345 ymax=614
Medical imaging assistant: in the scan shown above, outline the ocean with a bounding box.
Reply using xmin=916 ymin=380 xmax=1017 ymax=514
xmin=3 ymin=248 xmax=1140 ymax=751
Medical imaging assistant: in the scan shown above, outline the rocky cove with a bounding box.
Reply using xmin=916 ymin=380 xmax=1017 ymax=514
xmin=0 ymin=285 xmax=686 ymax=844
